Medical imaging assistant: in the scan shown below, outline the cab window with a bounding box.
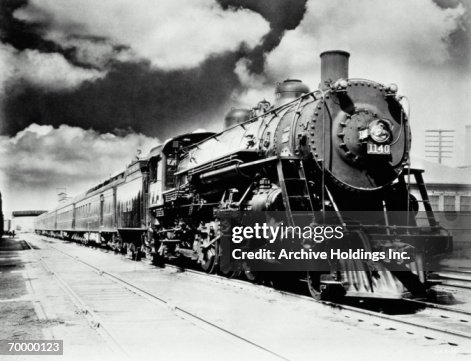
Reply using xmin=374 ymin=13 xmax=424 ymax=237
xmin=165 ymin=155 xmax=177 ymax=188
xmin=149 ymin=159 xmax=158 ymax=182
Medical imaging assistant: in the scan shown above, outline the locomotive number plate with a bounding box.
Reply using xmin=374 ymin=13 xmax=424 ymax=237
xmin=367 ymin=143 xmax=391 ymax=155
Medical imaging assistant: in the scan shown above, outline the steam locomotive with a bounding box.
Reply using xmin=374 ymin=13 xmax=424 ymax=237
xmin=35 ymin=51 xmax=451 ymax=300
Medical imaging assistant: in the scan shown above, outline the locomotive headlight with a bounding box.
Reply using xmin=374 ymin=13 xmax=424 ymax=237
xmin=369 ymin=120 xmax=391 ymax=143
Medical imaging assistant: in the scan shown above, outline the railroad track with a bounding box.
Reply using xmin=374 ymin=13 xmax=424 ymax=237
xmin=160 ymin=261 xmax=471 ymax=342
xmin=27 ymin=235 xmax=471 ymax=350
xmin=139 ymin=253 xmax=471 ymax=341
xmin=25 ymin=241 xmax=130 ymax=360
xmin=166 ymin=266 xmax=471 ymax=342
xmin=432 ymin=269 xmax=471 ymax=291
xmin=25 ymin=238 xmax=292 ymax=361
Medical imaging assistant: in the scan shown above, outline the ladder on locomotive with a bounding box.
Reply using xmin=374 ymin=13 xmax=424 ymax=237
xmin=276 ymin=158 xmax=315 ymax=227
xmin=277 ymin=158 xmax=345 ymax=228
xmin=399 ymin=168 xmax=438 ymax=227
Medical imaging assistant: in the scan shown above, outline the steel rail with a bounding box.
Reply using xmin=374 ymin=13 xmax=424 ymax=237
xmin=24 ymin=240 xmax=130 ymax=360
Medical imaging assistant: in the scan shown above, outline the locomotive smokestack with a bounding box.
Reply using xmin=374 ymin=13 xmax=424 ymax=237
xmin=320 ymin=50 xmax=350 ymax=89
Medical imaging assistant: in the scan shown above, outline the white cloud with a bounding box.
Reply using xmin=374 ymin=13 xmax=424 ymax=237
xmin=45 ymin=32 xmax=134 ymax=68
xmin=14 ymin=0 xmax=270 ymax=70
xmin=0 ymin=124 xmax=159 ymax=214
xmin=231 ymin=58 xmax=272 ymax=107
xmin=0 ymin=42 xmax=105 ymax=91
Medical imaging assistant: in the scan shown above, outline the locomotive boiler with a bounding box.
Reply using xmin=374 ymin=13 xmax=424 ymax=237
xmin=36 ymin=50 xmax=452 ymax=301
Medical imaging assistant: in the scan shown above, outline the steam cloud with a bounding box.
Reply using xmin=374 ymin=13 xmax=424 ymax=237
xmin=0 ymin=42 xmax=104 ymax=90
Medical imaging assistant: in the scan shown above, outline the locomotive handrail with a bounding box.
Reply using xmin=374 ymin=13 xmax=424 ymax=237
xmin=197 ymin=156 xmax=280 ymax=181
xmin=176 ymin=154 xmax=245 ymax=176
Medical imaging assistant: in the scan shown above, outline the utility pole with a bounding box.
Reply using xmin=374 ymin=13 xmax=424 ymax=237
xmin=425 ymin=129 xmax=454 ymax=164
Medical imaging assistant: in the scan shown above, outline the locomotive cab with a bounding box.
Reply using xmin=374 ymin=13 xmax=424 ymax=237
xmin=147 ymin=132 xmax=215 ymax=209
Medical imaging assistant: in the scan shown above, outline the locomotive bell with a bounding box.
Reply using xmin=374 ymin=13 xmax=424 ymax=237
xmin=274 ymin=79 xmax=310 ymax=107
xmin=320 ymin=50 xmax=350 ymax=89
xmin=224 ymin=108 xmax=251 ymax=129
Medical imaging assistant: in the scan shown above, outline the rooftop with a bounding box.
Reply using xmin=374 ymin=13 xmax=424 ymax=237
xmin=410 ymin=158 xmax=471 ymax=185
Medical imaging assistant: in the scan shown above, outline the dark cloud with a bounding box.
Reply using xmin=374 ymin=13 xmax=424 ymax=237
xmin=0 ymin=0 xmax=81 ymax=66
xmin=218 ymin=0 xmax=308 ymax=72
xmin=0 ymin=0 xmax=49 ymax=50
xmin=3 ymin=53 xmax=243 ymax=139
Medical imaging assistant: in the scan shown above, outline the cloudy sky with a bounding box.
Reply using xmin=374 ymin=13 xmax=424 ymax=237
xmin=0 ymin=0 xmax=470 ymax=216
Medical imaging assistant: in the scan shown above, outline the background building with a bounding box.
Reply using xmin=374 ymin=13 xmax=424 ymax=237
xmin=410 ymin=158 xmax=471 ymax=212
